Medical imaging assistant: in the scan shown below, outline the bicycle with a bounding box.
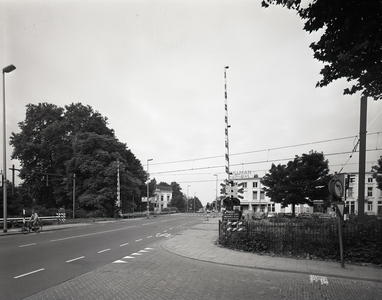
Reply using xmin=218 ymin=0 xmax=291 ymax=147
xmin=21 ymin=220 xmax=43 ymax=234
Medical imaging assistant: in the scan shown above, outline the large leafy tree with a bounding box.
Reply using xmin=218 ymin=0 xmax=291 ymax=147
xmin=372 ymin=156 xmax=382 ymax=190
xmin=262 ymin=0 xmax=382 ymax=100
xmin=261 ymin=151 xmax=331 ymax=215
xmin=10 ymin=102 xmax=146 ymax=217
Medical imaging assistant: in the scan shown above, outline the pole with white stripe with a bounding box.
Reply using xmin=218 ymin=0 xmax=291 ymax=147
xmin=224 ymin=66 xmax=230 ymax=181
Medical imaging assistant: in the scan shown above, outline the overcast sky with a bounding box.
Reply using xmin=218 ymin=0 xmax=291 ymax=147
xmin=1 ymin=0 xmax=381 ymax=205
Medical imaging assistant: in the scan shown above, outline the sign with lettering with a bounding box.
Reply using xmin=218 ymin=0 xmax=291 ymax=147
xmin=231 ymin=170 xmax=257 ymax=180
xmin=223 ymin=211 xmax=240 ymax=221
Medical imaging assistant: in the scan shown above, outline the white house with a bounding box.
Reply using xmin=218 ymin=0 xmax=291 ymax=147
xmin=345 ymin=172 xmax=382 ymax=215
xmin=231 ymin=170 xmax=381 ymax=216
xmin=154 ymin=185 xmax=172 ymax=212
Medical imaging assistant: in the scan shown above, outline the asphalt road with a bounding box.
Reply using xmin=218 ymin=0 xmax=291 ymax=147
xmin=0 ymin=214 xmax=201 ymax=300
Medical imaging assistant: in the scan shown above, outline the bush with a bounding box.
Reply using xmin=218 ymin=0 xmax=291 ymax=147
xmin=219 ymin=218 xmax=382 ymax=266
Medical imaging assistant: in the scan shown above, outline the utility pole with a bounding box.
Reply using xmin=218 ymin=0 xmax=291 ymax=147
xmin=357 ymin=96 xmax=367 ymax=222
xmin=72 ymin=174 xmax=76 ymax=219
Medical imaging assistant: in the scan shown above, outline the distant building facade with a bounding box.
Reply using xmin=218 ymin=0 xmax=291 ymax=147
xmin=345 ymin=172 xmax=382 ymax=216
xmin=232 ymin=170 xmax=381 ymax=216
xmin=154 ymin=185 xmax=172 ymax=212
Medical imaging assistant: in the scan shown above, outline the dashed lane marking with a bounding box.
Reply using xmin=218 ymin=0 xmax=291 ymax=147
xmin=119 ymin=242 xmax=129 ymax=247
xmin=19 ymin=243 xmax=36 ymax=248
xmin=66 ymin=256 xmax=85 ymax=263
xmin=14 ymin=268 xmax=45 ymax=279
xmin=97 ymin=248 xmax=110 ymax=253
xmin=135 ymin=239 xmax=142 ymax=242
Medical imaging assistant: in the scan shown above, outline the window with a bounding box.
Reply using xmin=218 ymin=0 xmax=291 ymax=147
xmin=368 ymin=177 xmax=373 ymax=183
xmin=167 ymin=195 xmax=170 ymax=201
xmin=252 ymin=191 xmax=258 ymax=200
xmin=347 ymin=201 xmax=355 ymax=214
xmin=347 ymin=187 xmax=353 ymax=198
xmin=161 ymin=195 xmax=164 ymax=201
xmin=253 ymin=182 xmax=258 ymax=188
xmin=242 ymin=182 xmax=247 ymax=188
xmin=367 ymin=201 xmax=373 ymax=211
xmin=368 ymin=187 xmax=373 ymax=197
xmin=267 ymin=203 xmax=275 ymax=212
xmin=349 ymin=176 xmax=355 ymax=183
xmin=260 ymin=191 xmax=265 ymax=200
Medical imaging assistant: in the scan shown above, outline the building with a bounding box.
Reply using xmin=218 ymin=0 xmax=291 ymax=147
xmin=230 ymin=171 xmax=303 ymax=214
xmin=153 ymin=185 xmax=172 ymax=212
xmin=345 ymin=172 xmax=382 ymax=216
xmin=231 ymin=170 xmax=381 ymax=216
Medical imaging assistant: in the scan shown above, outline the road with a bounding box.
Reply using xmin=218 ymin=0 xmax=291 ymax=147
xmin=2 ymin=214 xmax=381 ymax=300
xmin=0 ymin=214 xmax=200 ymax=300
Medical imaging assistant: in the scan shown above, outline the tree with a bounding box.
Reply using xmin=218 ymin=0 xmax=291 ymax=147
xmin=372 ymin=156 xmax=382 ymax=190
xmin=10 ymin=102 xmax=146 ymax=217
xmin=262 ymin=0 xmax=382 ymax=100
xmin=261 ymin=151 xmax=331 ymax=215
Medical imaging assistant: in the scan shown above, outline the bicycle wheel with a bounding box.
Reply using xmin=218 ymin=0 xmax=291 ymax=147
xmin=34 ymin=223 xmax=41 ymax=233
xmin=21 ymin=225 xmax=29 ymax=234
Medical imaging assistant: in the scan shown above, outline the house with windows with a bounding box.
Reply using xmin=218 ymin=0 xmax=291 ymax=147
xmin=230 ymin=170 xmax=311 ymax=214
xmin=345 ymin=172 xmax=382 ymax=216
xmin=231 ymin=170 xmax=381 ymax=216
xmin=153 ymin=185 xmax=172 ymax=212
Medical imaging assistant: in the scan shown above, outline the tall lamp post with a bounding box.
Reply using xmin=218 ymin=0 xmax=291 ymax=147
xmin=194 ymin=192 xmax=196 ymax=213
xmin=2 ymin=64 xmax=16 ymax=233
xmin=187 ymin=185 xmax=190 ymax=212
xmin=146 ymin=158 xmax=153 ymax=218
xmin=213 ymin=174 xmax=218 ymax=212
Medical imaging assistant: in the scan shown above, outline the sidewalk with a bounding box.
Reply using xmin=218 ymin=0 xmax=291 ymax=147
xmin=161 ymin=216 xmax=382 ymax=283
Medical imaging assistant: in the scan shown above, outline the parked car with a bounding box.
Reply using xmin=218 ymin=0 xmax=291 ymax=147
xmin=319 ymin=213 xmax=332 ymax=219
xmin=298 ymin=213 xmax=312 ymax=219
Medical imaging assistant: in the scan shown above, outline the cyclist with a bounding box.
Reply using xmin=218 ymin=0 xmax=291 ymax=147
xmin=29 ymin=209 xmax=41 ymax=229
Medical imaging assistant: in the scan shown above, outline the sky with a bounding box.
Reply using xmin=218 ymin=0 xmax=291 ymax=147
xmin=1 ymin=0 xmax=381 ymax=206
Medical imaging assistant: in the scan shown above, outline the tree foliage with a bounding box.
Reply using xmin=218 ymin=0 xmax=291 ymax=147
xmin=261 ymin=151 xmax=331 ymax=215
xmin=10 ymin=103 xmax=146 ymax=217
xmin=372 ymin=156 xmax=382 ymax=190
xmin=262 ymin=0 xmax=382 ymax=100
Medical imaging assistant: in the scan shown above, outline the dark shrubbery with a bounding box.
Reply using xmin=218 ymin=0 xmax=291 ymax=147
xmin=219 ymin=217 xmax=382 ymax=266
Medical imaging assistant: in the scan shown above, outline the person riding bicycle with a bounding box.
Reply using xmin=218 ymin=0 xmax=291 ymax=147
xmin=30 ymin=209 xmax=40 ymax=228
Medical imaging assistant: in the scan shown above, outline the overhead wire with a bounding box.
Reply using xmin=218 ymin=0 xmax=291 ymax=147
xmin=150 ymin=131 xmax=381 ymax=167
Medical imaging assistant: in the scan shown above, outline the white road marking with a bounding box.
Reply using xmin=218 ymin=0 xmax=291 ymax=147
xmin=19 ymin=243 xmax=36 ymax=248
xmin=119 ymin=242 xmax=129 ymax=247
xmin=14 ymin=268 xmax=45 ymax=279
xmin=145 ymin=248 xmax=154 ymax=250
xmin=131 ymin=253 xmax=142 ymax=256
xmin=66 ymin=256 xmax=85 ymax=263
xmin=139 ymin=250 xmax=148 ymax=253
xmin=97 ymin=248 xmax=110 ymax=253
xmin=113 ymin=260 xmax=127 ymax=263
xmin=147 ymin=236 xmax=153 ymax=238
xmin=309 ymin=275 xmax=329 ymax=285
xmin=50 ymin=225 xmax=136 ymax=242
xmin=135 ymin=239 xmax=142 ymax=242
xmin=123 ymin=256 xmax=135 ymax=259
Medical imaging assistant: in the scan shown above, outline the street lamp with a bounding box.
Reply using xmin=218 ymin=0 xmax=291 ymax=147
xmin=194 ymin=192 xmax=196 ymax=213
xmin=213 ymin=174 xmax=218 ymax=212
xmin=2 ymin=64 xmax=16 ymax=233
xmin=187 ymin=185 xmax=190 ymax=212
xmin=146 ymin=159 xmax=153 ymax=218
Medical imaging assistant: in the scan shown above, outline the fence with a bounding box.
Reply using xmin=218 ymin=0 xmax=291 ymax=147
xmin=219 ymin=218 xmax=382 ymax=265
